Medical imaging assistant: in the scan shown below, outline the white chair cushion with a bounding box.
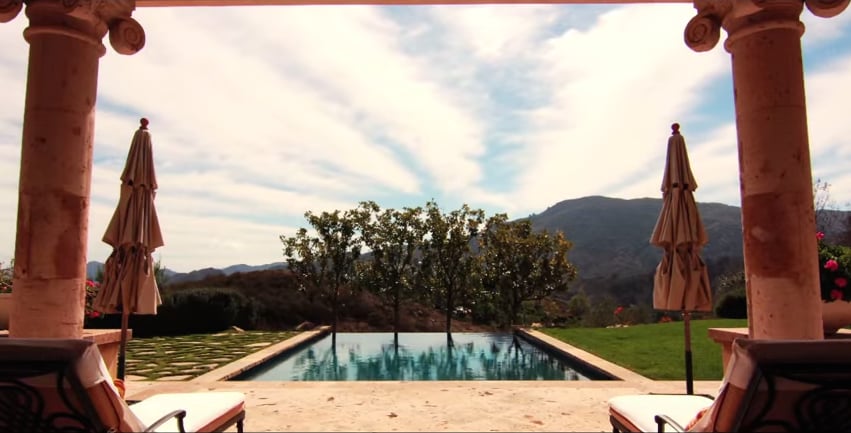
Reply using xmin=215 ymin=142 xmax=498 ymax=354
xmin=608 ymin=394 xmax=713 ymax=432
xmin=130 ymin=392 xmax=245 ymax=432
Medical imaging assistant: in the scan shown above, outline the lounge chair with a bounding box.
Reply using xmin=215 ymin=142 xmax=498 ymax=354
xmin=0 ymin=338 xmax=245 ymax=432
xmin=608 ymin=338 xmax=851 ymax=432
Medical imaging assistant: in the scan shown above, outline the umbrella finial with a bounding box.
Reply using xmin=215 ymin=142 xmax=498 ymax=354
xmin=140 ymin=118 xmax=149 ymax=130
xmin=671 ymin=123 xmax=680 ymax=135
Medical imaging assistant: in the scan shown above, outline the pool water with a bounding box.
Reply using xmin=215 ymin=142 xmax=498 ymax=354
xmin=232 ymin=332 xmax=612 ymax=381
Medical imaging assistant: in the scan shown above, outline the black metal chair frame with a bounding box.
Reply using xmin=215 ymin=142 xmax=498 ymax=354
xmin=648 ymin=361 xmax=851 ymax=432
xmin=0 ymin=357 xmax=188 ymax=432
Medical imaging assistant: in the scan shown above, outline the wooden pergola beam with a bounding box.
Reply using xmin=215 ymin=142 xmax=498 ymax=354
xmin=137 ymin=0 xmax=689 ymax=6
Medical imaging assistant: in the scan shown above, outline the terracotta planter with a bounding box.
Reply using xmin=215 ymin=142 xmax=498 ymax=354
xmin=822 ymin=300 xmax=851 ymax=335
xmin=0 ymin=292 xmax=10 ymax=330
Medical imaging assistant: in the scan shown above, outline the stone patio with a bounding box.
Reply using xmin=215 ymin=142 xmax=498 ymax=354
xmin=126 ymin=379 xmax=722 ymax=432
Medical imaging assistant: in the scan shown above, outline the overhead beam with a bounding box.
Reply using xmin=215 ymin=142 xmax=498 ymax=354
xmin=137 ymin=0 xmax=688 ymax=6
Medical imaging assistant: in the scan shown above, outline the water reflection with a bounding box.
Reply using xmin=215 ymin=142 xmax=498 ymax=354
xmin=239 ymin=333 xmax=596 ymax=381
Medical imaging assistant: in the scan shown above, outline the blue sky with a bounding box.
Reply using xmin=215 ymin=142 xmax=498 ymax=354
xmin=2 ymin=4 xmax=851 ymax=272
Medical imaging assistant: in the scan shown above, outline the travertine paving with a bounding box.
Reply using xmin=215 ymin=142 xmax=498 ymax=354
xmin=126 ymin=379 xmax=722 ymax=432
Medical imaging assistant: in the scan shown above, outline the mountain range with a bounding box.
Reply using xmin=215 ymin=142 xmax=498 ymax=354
xmin=85 ymin=195 xmax=850 ymax=287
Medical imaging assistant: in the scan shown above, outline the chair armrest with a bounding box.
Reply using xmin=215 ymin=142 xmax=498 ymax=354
xmin=142 ymin=409 xmax=187 ymax=433
xmin=654 ymin=414 xmax=686 ymax=433
xmin=648 ymin=392 xmax=715 ymax=400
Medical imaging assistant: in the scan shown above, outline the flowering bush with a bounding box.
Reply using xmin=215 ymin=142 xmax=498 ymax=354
xmin=0 ymin=264 xmax=101 ymax=319
xmin=0 ymin=261 xmax=11 ymax=294
xmin=817 ymin=232 xmax=851 ymax=302
xmin=85 ymin=279 xmax=102 ymax=319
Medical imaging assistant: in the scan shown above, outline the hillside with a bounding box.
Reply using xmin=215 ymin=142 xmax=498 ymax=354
xmin=530 ymin=196 xmax=745 ymax=283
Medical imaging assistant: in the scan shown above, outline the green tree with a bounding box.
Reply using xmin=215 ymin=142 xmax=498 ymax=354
xmin=565 ymin=290 xmax=590 ymax=325
xmin=281 ymin=209 xmax=362 ymax=337
xmin=582 ymin=295 xmax=619 ymax=328
xmin=420 ymin=201 xmax=485 ymax=335
xmin=479 ymin=214 xmax=577 ymax=327
xmin=153 ymin=256 xmax=169 ymax=288
xmin=354 ymin=201 xmax=425 ymax=336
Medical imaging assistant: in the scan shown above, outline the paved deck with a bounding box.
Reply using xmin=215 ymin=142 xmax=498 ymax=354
xmin=124 ymin=329 xmax=722 ymax=432
xmin=126 ymin=379 xmax=721 ymax=432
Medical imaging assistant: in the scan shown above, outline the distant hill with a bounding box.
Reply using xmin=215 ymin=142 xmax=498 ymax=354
xmin=221 ymin=262 xmax=286 ymax=275
xmin=529 ymin=196 xmax=745 ymax=282
xmin=85 ymin=260 xmax=286 ymax=285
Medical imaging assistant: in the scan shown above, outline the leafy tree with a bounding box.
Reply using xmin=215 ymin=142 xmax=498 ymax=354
xmin=420 ymin=201 xmax=485 ymax=334
xmin=281 ymin=209 xmax=362 ymax=337
xmin=582 ymin=294 xmax=618 ymax=328
xmin=713 ymin=270 xmax=747 ymax=318
xmin=153 ymin=256 xmax=169 ymax=288
xmin=814 ymin=178 xmax=837 ymax=234
xmin=479 ymin=214 xmax=577 ymax=327
xmin=353 ymin=201 xmax=426 ymax=337
xmin=565 ymin=290 xmax=590 ymax=325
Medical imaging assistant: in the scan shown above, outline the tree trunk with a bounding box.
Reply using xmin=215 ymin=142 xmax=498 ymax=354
xmin=445 ymin=285 xmax=453 ymax=334
xmin=332 ymin=286 xmax=339 ymax=345
xmin=510 ymin=287 xmax=519 ymax=327
xmin=393 ymin=285 xmax=400 ymax=333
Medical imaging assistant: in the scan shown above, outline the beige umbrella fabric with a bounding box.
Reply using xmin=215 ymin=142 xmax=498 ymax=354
xmin=650 ymin=123 xmax=712 ymax=395
xmin=651 ymin=123 xmax=712 ymax=312
xmin=92 ymin=118 xmax=163 ymax=380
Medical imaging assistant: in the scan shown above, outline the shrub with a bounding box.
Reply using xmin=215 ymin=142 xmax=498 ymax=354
xmin=95 ymin=287 xmax=259 ymax=337
xmin=714 ymin=287 xmax=747 ymax=319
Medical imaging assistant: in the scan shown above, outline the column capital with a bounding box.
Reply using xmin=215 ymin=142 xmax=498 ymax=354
xmin=0 ymin=1 xmax=23 ymax=23
xmin=20 ymin=0 xmax=144 ymax=56
xmin=685 ymin=0 xmax=850 ymax=53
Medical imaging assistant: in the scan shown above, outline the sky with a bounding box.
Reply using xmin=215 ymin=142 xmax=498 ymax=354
xmin=2 ymin=4 xmax=851 ymax=273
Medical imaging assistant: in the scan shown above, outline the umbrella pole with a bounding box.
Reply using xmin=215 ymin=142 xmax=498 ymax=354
xmin=118 ymin=311 xmax=129 ymax=381
xmin=683 ymin=311 xmax=694 ymax=395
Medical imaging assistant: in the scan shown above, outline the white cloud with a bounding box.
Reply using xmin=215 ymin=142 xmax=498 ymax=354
xmin=2 ymin=4 xmax=851 ymax=271
xmin=505 ymin=4 xmax=729 ymax=213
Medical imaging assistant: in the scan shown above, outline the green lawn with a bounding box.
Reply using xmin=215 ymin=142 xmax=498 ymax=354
xmin=541 ymin=318 xmax=748 ymax=380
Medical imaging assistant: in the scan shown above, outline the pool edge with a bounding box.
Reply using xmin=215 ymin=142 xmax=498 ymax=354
xmin=515 ymin=328 xmax=653 ymax=384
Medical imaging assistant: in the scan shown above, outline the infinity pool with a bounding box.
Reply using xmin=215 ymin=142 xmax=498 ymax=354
xmin=232 ymin=332 xmax=614 ymax=381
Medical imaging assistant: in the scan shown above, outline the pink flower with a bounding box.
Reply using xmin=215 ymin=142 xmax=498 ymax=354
xmin=835 ymin=277 xmax=848 ymax=288
xmin=614 ymin=306 xmax=624 ymax=315
xmin=824 ymin=259 xmax=839 ymax=272
xmin=831 ymin=289 xmax=844 ymax=301
xmin=817 ymin=232 xmax=826 ymax=241
xmin=88 ymin=310 xmax=101 ymax=319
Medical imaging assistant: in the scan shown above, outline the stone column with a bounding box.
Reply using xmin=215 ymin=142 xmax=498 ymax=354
xmin=2 ymin=0 xmax=144 ymax=338
xmin=685 ymin=0 xmax=849 ymax=339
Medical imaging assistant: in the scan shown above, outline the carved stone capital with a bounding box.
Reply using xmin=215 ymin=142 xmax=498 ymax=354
xmin=22 ymin=0 xmax=144 ymax=56
xmin=686 ymin=0 xmax=805 ymax=53
xmin=805 ymin=0 xmax=851 ymax=18
xmin=0 ymin=1 xmax=23 ymax=23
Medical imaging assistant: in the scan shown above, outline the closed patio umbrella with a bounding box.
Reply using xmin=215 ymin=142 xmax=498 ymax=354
xmin=92 ymin=118 xmax=164 ymax=381
xmin=650 ymin=123 xmax=712 ymax=395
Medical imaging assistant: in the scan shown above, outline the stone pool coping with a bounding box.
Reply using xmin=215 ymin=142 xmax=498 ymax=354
xmin=191 ymin=326 xmax=332 ymax=382
xmin=516 ymin=329 xmax=653 ymax=383
xmin=192 ymin=327 xmax=649 ymax=384
xmin=127 ymin=329 xmax=719 ymax=432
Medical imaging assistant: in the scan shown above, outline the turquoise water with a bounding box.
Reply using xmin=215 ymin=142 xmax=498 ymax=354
xmin=233 ymin=332 xmax=613 ymax=381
